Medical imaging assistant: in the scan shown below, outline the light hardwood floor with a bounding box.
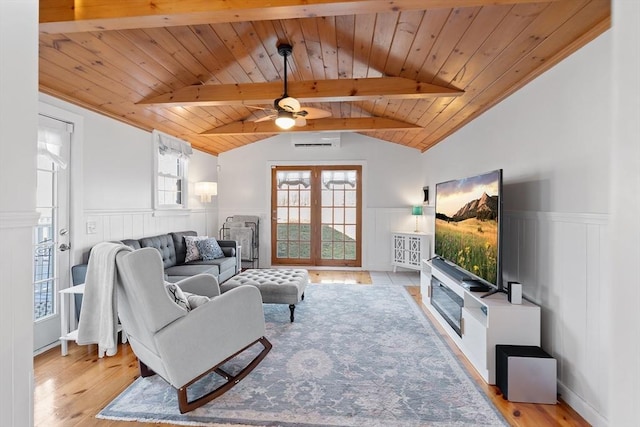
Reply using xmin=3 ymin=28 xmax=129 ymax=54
xmin=34 ymin=270 xmax=589 ymax=426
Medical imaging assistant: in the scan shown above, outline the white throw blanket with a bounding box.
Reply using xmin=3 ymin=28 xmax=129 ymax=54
xmin=77 ymin=242 xmax=132 ymax=357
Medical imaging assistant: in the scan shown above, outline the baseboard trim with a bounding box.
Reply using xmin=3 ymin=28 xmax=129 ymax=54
xmin=33 ymin=341 xmax=60 ymax=357
xmin=558 ymin=381 xmax=608 ymax=427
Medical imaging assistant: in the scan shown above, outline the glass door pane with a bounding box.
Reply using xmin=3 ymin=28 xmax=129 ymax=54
xmin=272 ymin=165 xmax=361 ymax=267
xmin=34 ymin=206 xmax=55 ymax=320
xmin=34 ymin=115 xmax=71 ymax=353
xmin=273 ymin=169 xmax=312 ymax=264
xmin=320 ymin=170 xmax=359 ymax=262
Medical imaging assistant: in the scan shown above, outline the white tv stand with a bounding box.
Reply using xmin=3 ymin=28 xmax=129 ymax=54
xmin=421 ymin=259 xmax=541 ymax=384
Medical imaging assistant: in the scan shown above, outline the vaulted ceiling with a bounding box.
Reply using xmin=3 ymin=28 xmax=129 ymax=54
xmin=39 ymin=0 xmax=611 ymax=156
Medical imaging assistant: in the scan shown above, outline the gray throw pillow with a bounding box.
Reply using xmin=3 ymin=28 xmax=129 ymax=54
xmin=196 ymin=238 xmax=225 ymax=260
xmin=184 ymin=292 xmax=210 ymax=309
xmin=184 ymin=235 xmax=208 ymax=262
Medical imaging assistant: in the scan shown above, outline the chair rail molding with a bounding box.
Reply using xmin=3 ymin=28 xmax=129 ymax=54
xmin=84 ymin=208 xmax=154 ymax=215
xmin=504 ymin=209 xmax=609 ymax=224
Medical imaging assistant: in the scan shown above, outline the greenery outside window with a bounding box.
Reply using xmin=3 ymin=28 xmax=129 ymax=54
xmin=153 ymin=130 xmax=192 ymax=210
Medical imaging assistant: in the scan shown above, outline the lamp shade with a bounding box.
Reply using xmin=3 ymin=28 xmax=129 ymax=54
xmin=195 ymin=181 xmax=217 ymax=203
xmin=412 ymin=205 xmax=423 ymax=232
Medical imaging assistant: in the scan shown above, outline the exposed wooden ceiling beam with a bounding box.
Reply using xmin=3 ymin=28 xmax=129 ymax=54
xmin=40 ymin=0 xmax=559 ymax=33
xmin=139 ymin=77 xmax=463 ymax=107
xmin=201 ymin=117 xmax=421 ymax=135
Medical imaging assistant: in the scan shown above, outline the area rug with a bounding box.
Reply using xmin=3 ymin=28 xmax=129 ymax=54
xmin=98 ymin=284 xmax=507 ymax=426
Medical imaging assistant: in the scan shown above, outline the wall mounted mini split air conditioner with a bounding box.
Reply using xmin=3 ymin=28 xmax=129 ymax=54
xmin=291 ymin=132 xmax=341 ymax=148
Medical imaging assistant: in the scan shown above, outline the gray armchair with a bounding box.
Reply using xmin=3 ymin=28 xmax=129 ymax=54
xmin=114 ymin=247 xmax=271 ymax=413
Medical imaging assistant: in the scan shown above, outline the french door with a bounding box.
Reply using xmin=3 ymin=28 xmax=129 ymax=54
xmin=34 ymin=114 xmax=72 ymax=353
xmin=271 ymin=165 xmax=362 ymax=267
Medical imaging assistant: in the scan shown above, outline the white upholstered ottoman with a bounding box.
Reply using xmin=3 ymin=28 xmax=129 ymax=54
xmin=220 ymin=269 xmax=309 ymax=322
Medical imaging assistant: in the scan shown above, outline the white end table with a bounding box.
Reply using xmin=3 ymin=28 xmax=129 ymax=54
xmin=59 ymin=284 xmax=126 ymax=356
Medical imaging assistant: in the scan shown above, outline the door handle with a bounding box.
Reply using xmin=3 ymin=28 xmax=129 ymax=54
xmin=59 ymin=243 xmax=71 ymax=251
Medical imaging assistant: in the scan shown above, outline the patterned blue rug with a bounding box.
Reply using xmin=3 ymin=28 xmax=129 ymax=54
xmin=98 ymin=284 xmax=507 ymax=426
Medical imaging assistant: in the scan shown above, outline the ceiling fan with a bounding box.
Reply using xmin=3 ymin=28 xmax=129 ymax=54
xmin=251 ymin=43 xmax=331 ymax=130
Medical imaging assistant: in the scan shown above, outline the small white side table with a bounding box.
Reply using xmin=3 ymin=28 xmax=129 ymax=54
xmin=59 ymin=284 xmax=126 ymax=356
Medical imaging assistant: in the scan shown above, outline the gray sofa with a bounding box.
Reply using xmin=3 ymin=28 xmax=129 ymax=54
xmin=121 ymin=231 xmax=239 ymax=283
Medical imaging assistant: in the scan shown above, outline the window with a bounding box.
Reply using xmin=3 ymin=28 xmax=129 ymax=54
xmin=153 ymin=130 xmax=192 ymax=210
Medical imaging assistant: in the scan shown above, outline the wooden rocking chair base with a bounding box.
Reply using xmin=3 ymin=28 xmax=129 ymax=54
xmin=138 ymin=336 xmax=272 ymax=414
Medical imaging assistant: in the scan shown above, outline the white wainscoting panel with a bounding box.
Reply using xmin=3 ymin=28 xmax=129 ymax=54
xmin=502 ymin=210 xmax=609 ymax=426
xmin=369 ymin=208 xmax=413 ymax=271
xmin=79 ymin=209 xmax=210 ymax=261
xmin=0 ymin=212 xmax=39 ymax=427
xmin=218 ymin=207 xmax=423 ymax=271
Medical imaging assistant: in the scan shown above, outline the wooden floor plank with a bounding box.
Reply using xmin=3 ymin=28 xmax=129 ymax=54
xmin=34 ymin=271 xmax=588 ymax=426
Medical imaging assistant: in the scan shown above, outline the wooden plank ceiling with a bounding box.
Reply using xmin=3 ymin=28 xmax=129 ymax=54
xmin=39 ymin=0 xmax=611 ymax=156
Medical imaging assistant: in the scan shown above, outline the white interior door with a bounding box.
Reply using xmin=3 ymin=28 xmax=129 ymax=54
xmin=33 ymin=115 xmax=72 ymax=353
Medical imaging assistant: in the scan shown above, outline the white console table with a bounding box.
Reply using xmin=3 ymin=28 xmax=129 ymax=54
xmin=422 ymin=259 xmax=541 ymax=384
xmin=391 ymin=232 xmax=430 ymax=271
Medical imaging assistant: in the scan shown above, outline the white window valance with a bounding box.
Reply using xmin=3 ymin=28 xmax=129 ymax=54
xmin=154 ymin=130 xmax=193 ymax=158
xmin=37 ymin=127 xmax=67 ymax=169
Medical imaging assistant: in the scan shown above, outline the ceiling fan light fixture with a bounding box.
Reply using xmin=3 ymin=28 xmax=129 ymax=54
xmin=275 ymin=110 xmax=296 ymax=129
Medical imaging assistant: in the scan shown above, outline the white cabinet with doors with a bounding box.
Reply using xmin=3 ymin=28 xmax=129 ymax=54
xmin=391 ymin=232 xmax=430 ymax=271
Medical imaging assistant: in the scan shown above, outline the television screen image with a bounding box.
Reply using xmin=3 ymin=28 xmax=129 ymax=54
xmin=435 ymin=169 xmax=502 ymax=287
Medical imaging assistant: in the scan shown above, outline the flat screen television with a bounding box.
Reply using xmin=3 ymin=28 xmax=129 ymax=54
xmin=434 ymin=169 xmax=503 ymax=294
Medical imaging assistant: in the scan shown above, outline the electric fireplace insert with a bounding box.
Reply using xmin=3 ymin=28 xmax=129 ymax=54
xmin=430 ymin=275 xmax=463 ymax=337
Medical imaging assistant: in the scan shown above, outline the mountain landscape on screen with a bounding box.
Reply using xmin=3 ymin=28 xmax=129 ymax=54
xmin=451 ymin=193 xmax=498 ymax=222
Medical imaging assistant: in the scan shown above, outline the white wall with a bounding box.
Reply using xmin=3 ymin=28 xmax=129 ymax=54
xmin=609 ymin=1 xmax=640 ymax=426
xmin=0 ymin=1 xmax=38 ymax=425
xmin=218 ymin=133 xmax=426 ymax=269
xmin=38 ymin=94 xmax=219 ymax=263
xmin=421 ymin=31 xmax=614 ymax=425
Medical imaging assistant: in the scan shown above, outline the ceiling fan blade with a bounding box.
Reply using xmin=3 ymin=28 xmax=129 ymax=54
xmin=253 ymin=114 xmax=276 ymax=123
xmin=299 ymin=107 xmax=332 ymax=120
xmin=294 ymin=117 xmax=307 ymax=127
xmin=244 ymin=105 xmax=273 ymax=111
xmin=278 ymin=96 xmax=301 ymax=113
